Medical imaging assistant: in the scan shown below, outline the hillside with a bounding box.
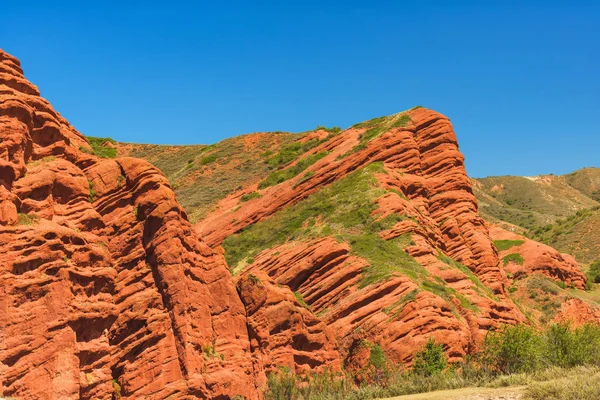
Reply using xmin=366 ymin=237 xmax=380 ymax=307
xmin=2 ymin=48 xmax=599 ymax=400
xmin=118 ymin=132 xmax=298 ymax=223
xmin=118 ymin=111 xmax=596 ymax=330
xmin=472 ymin=169 xmax=600 ymax=264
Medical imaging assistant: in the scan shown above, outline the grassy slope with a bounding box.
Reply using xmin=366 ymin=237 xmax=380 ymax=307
xmin=113 ymin=118 xmax=598 ymax=289
xmin=118 ymin=132 xmax=297 ymax=222
xmin=564 ymin=167 xmax=600 ymax=202
xmin=473 ymin=169 xmax=600 ymax=264
xmin=223 ymin=161 xmax=491 ymax=314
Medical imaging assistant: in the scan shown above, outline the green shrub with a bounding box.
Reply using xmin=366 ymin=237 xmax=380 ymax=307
xmin=88 ymin=180 xmax=96 ymax=203
xmin=542 ymin=323 xmax=600 ymax=368
xmin=369 ymin=344 xmax=387 ymax=370
xmin=247 ymin=274 xmax=261 ymax=284
xmin=112 ymin=379 xmax=121 ymax=400
xmin=200 ymin=154 xmax=217 ymax=165
xmin=480 ymin=325 xmax=543 ymax=374
xmin=587 ymin=260 xmax=600 ymax=284
xmin=240 ymin=192 xmax=262 ymax=202
xmin=17 ymin=212 xmax=39 ymax=226
xmin=412 ymin=338 xmax=447 ymax=376
xmin=527 ymin=276 xmax=560 ymax=295
xmin=293 ymin=292 xmax=310 ymax=310
xmin=85 ymin=136 xmax=117 ymax=158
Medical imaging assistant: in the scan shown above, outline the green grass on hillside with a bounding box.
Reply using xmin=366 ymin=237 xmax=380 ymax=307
xmin=564 ymin=168 xmax=600 ymax=202
xmin=494 ymin=239 xmax=525 ymax=251
xmin=240 ymin=192 xmax=262 ymax=202
xmin=84 ymin=136 xmax=117 ymax=158
xmin=224 ymin=162 xmax=489 ymax=317
xmin=265 ymin=131 xmax=340 ymax=170
xmin=259 ymin=151 xmax=329 ymax=189
xmin=475 ymin=171 xmax=600 ymax=263
xmin=531 ymin=207 xmax=598 ymax=242
xmin=126 ymin=132 xmax=297 ymax=222
xmin=341 ymin=112 xmax=413 ymax=157
xmin=223 ymin=162 xmax=429 ymax=289
xmin=502 ymin=253 xmax=525 ymax=266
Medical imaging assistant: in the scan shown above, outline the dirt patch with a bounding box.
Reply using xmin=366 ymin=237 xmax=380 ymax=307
xmin=383 ymin=386 xmax=524 ymax=400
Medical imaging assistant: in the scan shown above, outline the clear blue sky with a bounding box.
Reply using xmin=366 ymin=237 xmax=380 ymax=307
xmin=2 ymin=1 xmax=598 ymax=177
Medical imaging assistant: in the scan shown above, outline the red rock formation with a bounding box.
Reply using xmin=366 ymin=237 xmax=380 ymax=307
xmin=0 ymin=48 xmax=259 ymax=399
xmin=197 ymin=109 xmax=508 ymax=294
xmin=489 ymin=226 xmax=587 ymax=289
xmin=553 ymin=298 xmax=600 ymax=327
xmin=198 ymin=108 xmax=527 ymax=364
xmin=237 ymin=271 xmax=341 ymax=388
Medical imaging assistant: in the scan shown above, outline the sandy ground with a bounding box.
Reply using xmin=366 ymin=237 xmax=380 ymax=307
xmin=382 ymin=386 xmax=525 ymax=400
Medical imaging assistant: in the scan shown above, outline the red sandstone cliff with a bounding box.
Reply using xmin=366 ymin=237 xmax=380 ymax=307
xmin=0 ymin=49 xmax=265 ymax=399
xmin=196 ymin=106 xmax=590 ymax=365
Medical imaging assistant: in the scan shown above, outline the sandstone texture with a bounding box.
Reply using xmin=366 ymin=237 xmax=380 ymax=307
xmin=237 ymin=271 xmax=341 ymax=388
xmin=489 ymin=226 xmax=587 ymax=289
xmin=553 ymin=298 xmax=600 ymax=327
xmin=0 ymin=48 xmax=264 ymax=400
xmin=198 ymin=108 xmax=534 ymax=365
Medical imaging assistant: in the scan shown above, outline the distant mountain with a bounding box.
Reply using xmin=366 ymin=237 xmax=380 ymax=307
xmin=473 ymin=168 xmax=600 ymax=264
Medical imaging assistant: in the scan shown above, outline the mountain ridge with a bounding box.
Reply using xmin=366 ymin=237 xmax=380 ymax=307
xmin=472 ymin=167 xmax=600 ymax=264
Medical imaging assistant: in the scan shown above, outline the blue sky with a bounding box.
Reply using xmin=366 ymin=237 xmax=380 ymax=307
xmin=2 ymin=1 xmax=598 ymax=177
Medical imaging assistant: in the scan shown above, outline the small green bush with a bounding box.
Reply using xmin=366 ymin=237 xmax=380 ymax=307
xmin=587 ymin=260 xmax=600 ymax=284
xmin=412 ymin=338 xmax=447 ymax=376
xmin=480 ymin=325 xmax=543 ymax=374
xmin=88 ymin=180 xmax=96 ymax=203
xmin=293 ymin=292 xmax=310 ymax=310
xmin=200 ymin=154 xmax=217 ymax=165
xmin=112 ymin=379 xmax=121 ymax=400
xmin=17 ymin=213 xmax=39 ymax=226
xmin=240 ymin=192 xmax=262 ymax=202
xmin=85 ymin=136 xmax=117 ymax=158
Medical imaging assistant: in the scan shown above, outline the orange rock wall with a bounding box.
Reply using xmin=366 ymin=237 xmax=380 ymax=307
xmin=0 ymin=49 xmax=261 ymax=400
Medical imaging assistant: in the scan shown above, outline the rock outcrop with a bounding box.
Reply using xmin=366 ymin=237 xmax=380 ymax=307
xmin=0 ymin=49 xmax=260 ymax=399
xmin=237 ymin=271 xmax=341 ymax=388
xmin=489 ymin=226 xmax=587 ymax=289
xmin=199 ymin=108 xmax=529 ymax=364
xmin=553 ymin=298 xmax=600 ymax=327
